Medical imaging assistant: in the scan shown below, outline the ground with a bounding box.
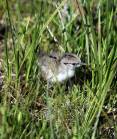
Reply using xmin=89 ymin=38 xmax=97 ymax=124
xmin=0 ymin=0 xmax=117 ymax=139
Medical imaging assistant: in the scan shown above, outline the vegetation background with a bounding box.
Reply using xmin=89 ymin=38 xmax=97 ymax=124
xmin=0 ymin=0 xmax=117 ymax=138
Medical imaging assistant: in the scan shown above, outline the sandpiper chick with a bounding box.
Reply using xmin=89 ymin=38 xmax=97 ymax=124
xmin=38 ymin=52 xmax=85 ymax=83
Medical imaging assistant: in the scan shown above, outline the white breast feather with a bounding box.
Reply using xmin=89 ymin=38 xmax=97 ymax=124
xmin=50 ymin=69 xmax=75 ymax=82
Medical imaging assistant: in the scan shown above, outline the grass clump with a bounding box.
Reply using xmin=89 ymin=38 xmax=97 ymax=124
xmin=0 ymin=0 xmax=117 ymax=138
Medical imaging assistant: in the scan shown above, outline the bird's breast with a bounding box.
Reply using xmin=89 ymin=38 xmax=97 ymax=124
xmin=51 ymin=69 xmax=75 ymax=82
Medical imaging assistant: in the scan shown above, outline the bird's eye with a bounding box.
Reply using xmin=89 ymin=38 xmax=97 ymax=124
xmin=64 ymin=63 xmax=68 ymax=65
xmin=64 ymin=63 xmax=78 ymax=65
xmin=72 ymin=63 xmax=76 ymax=66
xmin=49 ymin=55 xmax=57 ymax=59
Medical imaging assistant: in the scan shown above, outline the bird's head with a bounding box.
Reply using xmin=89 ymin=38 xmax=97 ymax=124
xmin=60 ymin=53 xmax=85 ymax=70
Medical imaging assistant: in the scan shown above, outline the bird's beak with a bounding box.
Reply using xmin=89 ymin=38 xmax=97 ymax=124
xmin=73 ymin=62 xmax=87 ymax=68
xmin=80 ymin=62 xmax=87 ymax=66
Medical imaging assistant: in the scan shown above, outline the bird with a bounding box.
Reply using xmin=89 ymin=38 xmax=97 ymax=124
xmin=38 ymin=51 xmax=86 ymax=83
